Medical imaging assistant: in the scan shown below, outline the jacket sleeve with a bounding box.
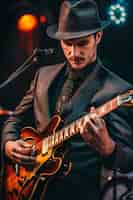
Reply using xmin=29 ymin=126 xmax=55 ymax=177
xmin=103 ymin=106 xmax=133 ymax=173
xmin=1 ymin=70 xmax=39 ymax=153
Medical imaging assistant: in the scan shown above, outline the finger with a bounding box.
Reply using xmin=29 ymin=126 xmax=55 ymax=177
xmin=18 ymin=140 xmax=33 ymax=148
xmin=12 ymin=152 xmax=36 ymax=165
xmin=13 ymin=145 xmax=35 ymax=156
xmin=90 ymin=106 xmax=96 ymax=113
xmin=17 ymin=139 xmax=35 ymax=152
xmin=89 ymin=114 xmax=106 ymax=129
xmin=14 ymin=159 xmax=36 ymax=166
xmin=100 ymin=118 xmax=106 ymax=127
xmin=12 ymin=158 xmax=35 ymax=166
xmin=82 ymin=119 xmax=102 ymax=142
xmin=12 ymin=151 xmax=36 ymax=161
xmin=85 ymin=119 xmax=98 ymax=134
xmin=89 ymin=107 xmax=104 ymax=125
xmin=80 ymin=120 xmax=95 ymax=141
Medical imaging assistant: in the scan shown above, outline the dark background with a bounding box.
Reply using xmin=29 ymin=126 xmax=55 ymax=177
xmin=0 ymin=1 xmax=133 ymax=194
xmin=0 ymin=0 xmax=132 ymax=111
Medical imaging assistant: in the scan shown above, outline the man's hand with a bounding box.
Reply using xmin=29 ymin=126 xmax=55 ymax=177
xmin=5 ymin=139 xmax=36 ymax=166
xmin=80 ymin=107 xmax=116 ymax=156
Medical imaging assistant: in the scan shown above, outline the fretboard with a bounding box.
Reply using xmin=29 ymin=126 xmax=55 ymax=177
xmin=41 ymin=96 xmax=119 ymax=153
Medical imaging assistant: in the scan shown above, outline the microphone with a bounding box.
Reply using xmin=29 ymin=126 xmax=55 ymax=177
xmin=36 ymin=48 xmax=55 ymax=56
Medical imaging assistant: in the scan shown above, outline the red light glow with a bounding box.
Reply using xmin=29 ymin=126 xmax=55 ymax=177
xmin=17 ymin=14 xmax=38 ymax=32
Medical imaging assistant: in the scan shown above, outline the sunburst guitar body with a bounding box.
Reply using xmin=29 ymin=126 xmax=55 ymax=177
xmin=4 ymin=115 xmax=72 ymax=200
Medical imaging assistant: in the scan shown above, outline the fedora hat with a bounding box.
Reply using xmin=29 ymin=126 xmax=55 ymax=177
xmin=46 ymin=0 xmax=110 ymax=40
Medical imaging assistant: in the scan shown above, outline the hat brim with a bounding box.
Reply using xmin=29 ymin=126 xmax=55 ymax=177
xmin=46 ymin=21 xmax=111 ymax=40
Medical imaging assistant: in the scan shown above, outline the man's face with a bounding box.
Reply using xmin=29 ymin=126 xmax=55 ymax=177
xmin=60 ymin=32 xmax=103 ymax=69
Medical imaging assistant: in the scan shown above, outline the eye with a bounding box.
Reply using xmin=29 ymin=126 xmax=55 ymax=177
xmin=63 ymin=41 xmax=72 ymax=46
xmin=78 ymin=40 xmax=89 ymax=46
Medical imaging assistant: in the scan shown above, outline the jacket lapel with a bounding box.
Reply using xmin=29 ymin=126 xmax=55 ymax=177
xmin=63 ymin=62 xmax=103 ymax=125
xmin=37 ymin=62 xmax=66 ymax=131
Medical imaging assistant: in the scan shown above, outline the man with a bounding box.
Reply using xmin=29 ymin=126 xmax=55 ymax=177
xmin=1 ymin=0 xmax=133 ymax=199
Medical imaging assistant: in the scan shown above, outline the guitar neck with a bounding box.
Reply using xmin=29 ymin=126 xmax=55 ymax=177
xmin=96 ymin=96 xmax=119 ymax=118
xmin=41 ymin=96 xmax=120 ymax=152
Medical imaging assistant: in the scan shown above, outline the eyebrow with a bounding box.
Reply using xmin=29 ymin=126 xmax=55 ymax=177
xmin=64 ymin=37 xmax=90 ymax=43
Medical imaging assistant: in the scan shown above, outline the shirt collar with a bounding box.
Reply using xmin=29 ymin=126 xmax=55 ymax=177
xmin=66 ymin=59 xmax=98 ymax=81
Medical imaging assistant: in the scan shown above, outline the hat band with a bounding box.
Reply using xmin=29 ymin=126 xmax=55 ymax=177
xmin=58 ymin=20 xmax=101 ymax=33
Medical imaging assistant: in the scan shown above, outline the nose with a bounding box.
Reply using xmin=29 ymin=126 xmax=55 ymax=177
xmin=71 ymin=45 xmax=80 ymax=57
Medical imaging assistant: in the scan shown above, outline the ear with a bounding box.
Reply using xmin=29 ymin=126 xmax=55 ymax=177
xmin=96 ymin=31 xmax=103 ymax=45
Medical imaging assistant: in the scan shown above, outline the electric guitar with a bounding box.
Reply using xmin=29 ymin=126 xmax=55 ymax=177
xmin=4 ymin=89 xmax=133 ymax=200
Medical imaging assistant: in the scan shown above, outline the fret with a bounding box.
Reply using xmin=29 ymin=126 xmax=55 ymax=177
xmin=77 ymin=118 xmax=85 ymax=133
xmin=67 ymin=128 xmax=70 ymax=138
xmin=42 ymin=138 xmax=48 ymax=155
xmin=99 ymin=104 xmax=106 ymax=115
xmin=48 ymin=134 xmax=55 ymax=148
xmin=75 ymin=121 xmax=79 ymax=133
xmin=75 ymin=120 xmax=81 ymax=133
xmin=51 ymin=134 xmax=55 ymax=146
xmin=53 ymin=134 xmax=56 ymax=146
xmin=47 ymin=136 xmax=50 ymax=148
xmin=106 ymin=103 xmax=110 ymax=114
xmin=54 ymin=133 xmax=59 ymax=145
xmin=106 ymin=100 xmax=114 ymax=113
xmin=97 ymin=97 xmax=118 ymax=117
xmin=59 ymin=130 xmax=64 ymax=143
xmin=84 ymin=115 xmax=90 ymax=124
xmin=64 ymin=127 xmax=69 ymax=138
xmin=48 ymin=135 xmax=51 ymax=148
xmin=69 ymin=123 xmax=76 ymax=135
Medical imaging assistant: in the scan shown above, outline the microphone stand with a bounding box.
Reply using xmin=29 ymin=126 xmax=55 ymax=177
xmin=0 ymin=48 xmax=38 ymax=89
xmin=0 ymin=48 xmax=40 ymax=117
xmin=113 ymin=169 xmax=117 ymax=200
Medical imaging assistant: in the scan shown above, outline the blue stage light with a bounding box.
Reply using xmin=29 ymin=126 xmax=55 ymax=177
xmin=108 ymin=3 xmax=127 ymax=25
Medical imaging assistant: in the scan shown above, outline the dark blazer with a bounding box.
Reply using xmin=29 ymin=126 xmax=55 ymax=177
xmin=1 ymin=59 xmax=133 ymax=200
